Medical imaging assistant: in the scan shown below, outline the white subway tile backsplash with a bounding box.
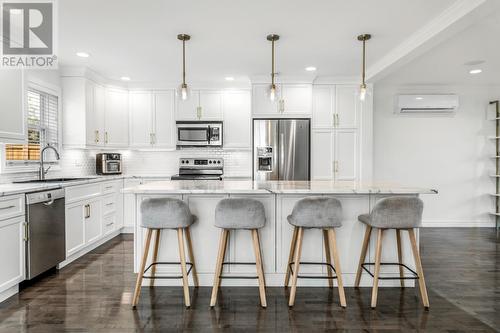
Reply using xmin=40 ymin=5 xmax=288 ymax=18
xmin=0 ymin=148 xmax=252 ymax=183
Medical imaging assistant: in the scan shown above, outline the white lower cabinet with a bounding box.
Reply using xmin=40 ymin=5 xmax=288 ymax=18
xmin=64 ymin=180 xmax=123 ymax=259
xmin=0 ymin=215 xmax=25 ymax=296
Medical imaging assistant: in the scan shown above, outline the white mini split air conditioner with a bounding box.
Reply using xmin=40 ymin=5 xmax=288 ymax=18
xmin=397 ymin=94 xmax=459 ymax=113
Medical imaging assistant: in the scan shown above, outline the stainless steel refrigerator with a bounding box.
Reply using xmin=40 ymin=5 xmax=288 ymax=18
xmin=253 ymin=119 xmax=310 ymax=181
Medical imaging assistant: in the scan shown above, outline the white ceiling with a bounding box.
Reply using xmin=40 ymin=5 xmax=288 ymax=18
xmin=58 ymin=0 xmax=459 ymax=85
xmin=379 ymin=9 xmax=500 ymax=86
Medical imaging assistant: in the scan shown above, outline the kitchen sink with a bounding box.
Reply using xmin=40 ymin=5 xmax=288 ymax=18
xmin=13 ymin=177 xmax=97 ymax=184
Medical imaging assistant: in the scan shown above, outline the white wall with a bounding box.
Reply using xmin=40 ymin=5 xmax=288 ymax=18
xmin=373 ymin=84 xmax=500 ymax=227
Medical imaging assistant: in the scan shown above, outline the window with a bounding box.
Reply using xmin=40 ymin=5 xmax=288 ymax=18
xmin=5 ymin=86 xmax=59 ymax=165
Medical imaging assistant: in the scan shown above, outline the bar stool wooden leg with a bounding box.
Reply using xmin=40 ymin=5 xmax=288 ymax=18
xmin=177 ymin=228 xmax=191 ymax=308
xmin=328 ymin=229 xmax=346 ymax=307
xmin=150 ymin=229 xmax=161 ymax=287
xmin=323 ymin=229 xmax=334 ymax=288
xmin=289 ymin=227 xmax=304 ymax=307
xmin=409 ymin=229 xmax=430 ymax=308
xmin=255 ymin=230 xmax=267 ymax=287
xmin=184 ymin=227 xmax=199 ymax=287
xmin=210 ymin=229 xmax=229 ymax=307
xmin=132 ymin=229 xmax=153 ymax=308
xmin=396 ymin=229 xmax=405 ymax=288
xmin=371 ymin=228 xmax=384 ymax=309
xmin=355 ymin=225 xmax=372 ymax=287
xmin=284 ymin=227 xmax=299 ymax=287
xmin=252 ymin=229 xmax=267 ymax=308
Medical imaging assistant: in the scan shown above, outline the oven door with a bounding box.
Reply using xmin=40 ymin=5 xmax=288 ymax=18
xmin=104 ymin=161 xmax=121 ymax=174
xmin=177 ymin=124 xmax=210 ymax=146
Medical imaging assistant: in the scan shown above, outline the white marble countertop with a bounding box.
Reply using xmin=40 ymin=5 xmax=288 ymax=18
xmin=123 ymin=180 xmax=437 ymax=195
xmin=0 ymin=175 xmax=142 ymax=197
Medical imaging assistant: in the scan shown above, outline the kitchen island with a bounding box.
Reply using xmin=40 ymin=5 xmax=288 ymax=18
xmin=123 ymin=180 xmax=436 ymax=287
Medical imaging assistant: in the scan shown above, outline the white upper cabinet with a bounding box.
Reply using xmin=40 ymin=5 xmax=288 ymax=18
xmin=199 ymin=91 xmax=223 ymax=120
xmin=0 ymin=70 xmax=25 ymax=143
xmin=252 ymin=83 xmax=311 ymax=117
xmin=153 ymin=91 xmax=175 ymax=148
xmin=130 ymin=90 xmax=176 ymax=149
xmin=129 ymin=91 xmax=153 ymax=148
xmin=176 ymin=90 xmax=200 ymax=120
xmin=104 ymin=88 xmax=129 ymax=147
xmin=312 ymin=85 xmax=360 ymax=129
xmin=223 ymin=90 xmax=251 ymax=149
xmin=312 ymin=85 xmax=335 ymax=128
xmin=335 ymin=85 xmax=359 ymax=128
xmin=63 ymin=77 xmax=128 ymax=148
xmin=280 ymin=84 xmax=312 ymax=114
xmin=176 ymin=90 xmax=223 ymax=121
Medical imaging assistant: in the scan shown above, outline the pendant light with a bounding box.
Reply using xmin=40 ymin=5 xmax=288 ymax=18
xmin=267 ymin=34 xmax=280 ymax=101
xmin=357 ymin=34 xmax=371 ymax=101
xmin=177 ymin=34 xmax=191 ymax=100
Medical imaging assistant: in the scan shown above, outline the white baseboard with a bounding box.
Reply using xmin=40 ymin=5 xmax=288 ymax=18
xmin=0 ymin=285 xmax=19 ymax=303
xmin=121 ymin=226 xmax=134 ymax=233
xmin=422 ymin=219 xmax=495 ymax=228
xmin=59 ymin=229 xmax=122 ymax=268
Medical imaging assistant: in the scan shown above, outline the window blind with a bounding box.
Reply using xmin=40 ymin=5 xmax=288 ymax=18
xmin=5 ymin=88 xmax=59 ymax=164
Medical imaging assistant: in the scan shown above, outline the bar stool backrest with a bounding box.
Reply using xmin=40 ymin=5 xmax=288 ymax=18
xmin=140 ymin=198 xmax=194 ymax=229
xmin=371 ymin=196 xmax=423 ymax=229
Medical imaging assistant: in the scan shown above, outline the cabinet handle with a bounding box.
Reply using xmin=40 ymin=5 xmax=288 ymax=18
xmin=336 ymin=114 xmax=340 ymax=127
xmin=196 ymin=106 xmax=202 ymax=119
xmin=105 ymin=202 xmax=114 ymax=207
xmin=95 ymin=130 xmax=99 ymax=143
xmin=0 ymin=205 xmax=15 ymax=210
xmin=23 ymin=222 xmax=29 ymax=241
xmin=106 ymin=222 xmax=114 ymax=227
xmin=334 ymin=161 xmax=339 ymax=173
xmin=152 ymin=133 xmax=156 ymax=145
xmin=105 ymin=132 xmax=109 ymax=144
xmin=84 ymin=204 xmax=90 ymax=219
xmin=104 ymin=186 xmax=113 ymax=190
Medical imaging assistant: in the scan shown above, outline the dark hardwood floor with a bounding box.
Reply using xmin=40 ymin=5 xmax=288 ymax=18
xmin=0 ymin=228 xmax=498 ymax=332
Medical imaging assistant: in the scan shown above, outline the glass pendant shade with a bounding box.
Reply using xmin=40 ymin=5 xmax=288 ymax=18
xmin=178 ymin=83 xmax=190 ymax=101
xmin=359 ymin=84 xmax=367 ymax=101
xmin=267 ymin=84 xmax=279 ymax=102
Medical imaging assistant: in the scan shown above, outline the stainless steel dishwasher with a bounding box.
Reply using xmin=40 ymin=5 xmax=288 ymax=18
xmin=25 ymin=189 xmax=66 ymax=280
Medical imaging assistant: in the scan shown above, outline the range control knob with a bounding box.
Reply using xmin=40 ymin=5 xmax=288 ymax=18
xmin=209 ymin=160 xmax=212 ymax=164
xmin=217 ymin=160 xmax=221 ymax=164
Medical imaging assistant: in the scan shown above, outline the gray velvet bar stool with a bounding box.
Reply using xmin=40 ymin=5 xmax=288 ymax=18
xmin=132 ymin=198 xmax=199 ymax=308
xmin=285 ymin=197 xmax=346 ymax=308
xmin=354 ymin=196 xmax=429 ymax=309
xmin=210 ymin=198 xmax=267 ymax=308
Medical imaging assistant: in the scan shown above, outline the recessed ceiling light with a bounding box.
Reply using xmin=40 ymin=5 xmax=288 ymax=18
xmin=225 ymin=77 xmax=234 ymax=81
xmin=469 ymin=69 xmax=482 ymax=75
xmin=10 ymin=9 xmax=22 ymax=15
xmin=415 ymin=97 xmax=424 ymax=100
xmin=305 ymin=66 xmax=317 ymax=72
xmin=76 ymin=52 xmax=90 ymax=58
xmin=120 ymin=76 xmax=131 ymax=81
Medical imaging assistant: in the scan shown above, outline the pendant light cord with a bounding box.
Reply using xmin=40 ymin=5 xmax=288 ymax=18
xmin=182 ymin=39 xmax=186 ymax=85
xmin=271 ymin=39 xmax=275 ymax=86
xmin=362 ymin=39 xmax=366 ymax=86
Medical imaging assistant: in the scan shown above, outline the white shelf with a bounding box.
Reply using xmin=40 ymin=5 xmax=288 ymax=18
xmin=488 ymin=136 xmax=500 ymax=140
xmin=489 ymin=193 xmax=500 ymax=197
xmin=489 ymin=212 xmax=500 ymax=216
xmin=489 ymin=174 xmax=500 ymax=178
xmin=491 ymin=156 xmax=500 ymax=158
xmin=489 ymin=117 xmax=500 ymax=120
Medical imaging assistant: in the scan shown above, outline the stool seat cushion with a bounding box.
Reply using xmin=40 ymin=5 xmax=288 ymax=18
xmin=358 ymin=196 xmax=423 ymax=229
xmin=140 ymin=198 xmax=196 ymax=229
xmin=287 ymin=197 xmax=342 ymax=228
xmin=215 ymin=198 xmax=266 ymax=229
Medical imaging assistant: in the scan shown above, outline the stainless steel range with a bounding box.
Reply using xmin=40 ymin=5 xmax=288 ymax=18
xmin=171 ymin=158 xmax=224 ymax=180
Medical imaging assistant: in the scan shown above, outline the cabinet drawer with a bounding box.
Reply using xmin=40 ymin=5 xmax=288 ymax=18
xmin=101 ymin=181 xmax=121 ymax=195
xmin=103 ymin=214 xmax=116 ymax=235
xmin=65 ymin=183 xmax=101 ymax=204
xmin=102 ymin=194 xmax=117 ymax=216
xmin=0 ymin=195 xmax=24 ymax=221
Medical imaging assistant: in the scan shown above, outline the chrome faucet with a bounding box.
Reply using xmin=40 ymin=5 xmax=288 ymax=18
xmin=39 ymin=144 xmax=60 ymax=180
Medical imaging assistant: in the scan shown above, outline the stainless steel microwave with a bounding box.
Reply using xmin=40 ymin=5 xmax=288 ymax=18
xmin=176 ymin=121 xmax=223 ymax=147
